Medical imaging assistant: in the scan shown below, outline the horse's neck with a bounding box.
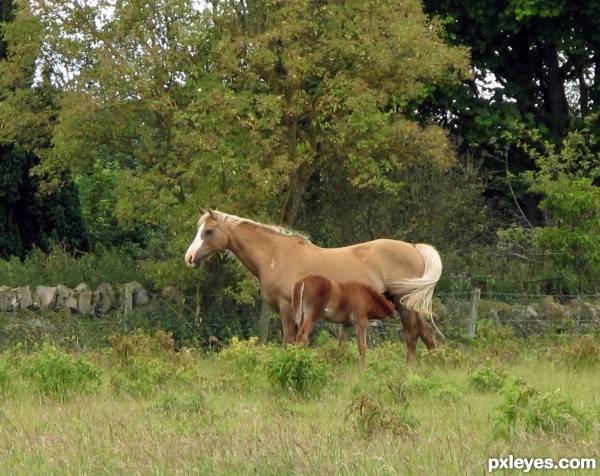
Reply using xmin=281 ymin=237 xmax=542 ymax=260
xmin=226 ymin=223 xmax=286 ymax=278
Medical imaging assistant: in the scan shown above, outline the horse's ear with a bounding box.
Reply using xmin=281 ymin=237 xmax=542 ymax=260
xmin=207 ymin=208 xmax=217 ymax=219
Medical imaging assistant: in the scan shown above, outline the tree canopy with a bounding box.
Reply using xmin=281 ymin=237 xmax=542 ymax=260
xmin=1 ymin=0 xmax=600 ymax=295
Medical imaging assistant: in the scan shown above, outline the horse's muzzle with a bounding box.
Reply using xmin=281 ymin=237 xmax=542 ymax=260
xmin=185 ymin=253 xmax=202 ymax=268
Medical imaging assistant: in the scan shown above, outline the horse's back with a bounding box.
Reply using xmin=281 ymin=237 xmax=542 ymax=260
xmin=300 ymin=239 xmax=426 ymax=289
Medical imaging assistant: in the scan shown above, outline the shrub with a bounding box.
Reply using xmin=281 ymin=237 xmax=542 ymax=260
xmin=493 ymin=380 xmax=592 ymax=441
xmin=266 ymin=345 xmax=330 ymax=397
xmin=219 ymin=336 xmax=265 ymax=378
xmin=23 ymin=343 xmax=101 ymax=402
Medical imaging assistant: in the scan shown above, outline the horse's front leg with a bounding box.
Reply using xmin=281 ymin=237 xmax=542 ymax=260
xmin=279 ymin=302 xmax=297 ymax=345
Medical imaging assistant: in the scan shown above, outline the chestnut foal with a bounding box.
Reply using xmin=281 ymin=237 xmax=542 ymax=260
xmin=292 ymin=274 xmax=397 ymax=369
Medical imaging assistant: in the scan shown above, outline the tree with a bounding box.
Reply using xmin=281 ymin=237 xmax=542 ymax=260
xmin=0 ymin=0 xmax=88 ymax=259
xmin=421 ymin=0 xmax=600 ymax=222
xmin=182 ymin=0 xmax=471 ymax=226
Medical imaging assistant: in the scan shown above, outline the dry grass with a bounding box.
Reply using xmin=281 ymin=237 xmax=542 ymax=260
xmin=0 ymin=338 xmax=599 ymax=475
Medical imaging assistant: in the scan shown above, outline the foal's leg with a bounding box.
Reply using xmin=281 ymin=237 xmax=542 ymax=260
xmin=395 ymin=298 xmax=419 ymax=364
xmin=337 ymin=324 xmax=348 ymax=347
xmin=355 ymin=318 xmax=368 ymax=370
xmin=296 ymin=310 xmax=320 ymax=345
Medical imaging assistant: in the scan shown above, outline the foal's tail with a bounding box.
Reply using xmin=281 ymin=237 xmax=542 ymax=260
xmin=292 ymin=280 xmax=305 ymax=327
xmin=391 ymin=243 xmax=443 ymax=318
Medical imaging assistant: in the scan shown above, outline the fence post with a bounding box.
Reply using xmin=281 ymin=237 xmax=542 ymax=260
xmin=469 ymin=288 xmax=481 ymax=338
xmin=124 ymin=284 xmax=133 ymax=318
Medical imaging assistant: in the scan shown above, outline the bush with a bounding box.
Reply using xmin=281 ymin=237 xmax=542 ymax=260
xmin=219 ymin=336 xmax=264 ymax=377
xmin=469 ymin=360 xmax=508 ymax=392
xmin=266 ymin=345 xmax=330 ymax=397
xmin=493 ymin=380 xmax=592 ymax=441
xmin=23 ymin=343 xmax=101 ymax=402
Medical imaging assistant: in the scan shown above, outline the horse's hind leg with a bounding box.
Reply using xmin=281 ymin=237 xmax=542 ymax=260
xmin=280 ymin=303 xmax=297 ymax=345
xmin=416 ymin=312 xmax=436 ymax=351
xmin=395 ymin=298 xmax=419 ymax=364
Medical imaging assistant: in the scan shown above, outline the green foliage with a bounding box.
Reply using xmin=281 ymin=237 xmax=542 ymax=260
xmin=219 ymin=336 xmax=264 ymax=378
xmin=22 ymin=343 xmax=101 ymax=402
xmin=0 ymin=352 xmax=14 ymax=394
xmin=418 ymin=345 xmax=472 ymax=369
xmin=498 ymin=124 xmax=600 ymax=294
xmin=346 ymin=391 xmax=418 ymax=439
xmin=266 ymin=345 xmax=330 ymax=397
xmin=469 ymin=360 xmax=508 ymax=392
xmin=312 ymin=332 xmax=359 ymax=369
xmin=493 ymin=380 xmax=592 ymax=441
xmin=405 ymin=373 xmax=463 ymax=402
xmin=108 ymin=330 xmax=193 ymax=397
xmin=0 ymin=246 xmax=146 ymax=289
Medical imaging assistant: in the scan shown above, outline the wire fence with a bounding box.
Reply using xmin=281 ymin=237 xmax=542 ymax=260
xmin=1 ymin=290 xmax=599 ymax=351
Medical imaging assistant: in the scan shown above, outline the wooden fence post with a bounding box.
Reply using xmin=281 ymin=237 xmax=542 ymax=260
xmin=469 ymin=288 xmax=481 ymax=338
xmin=124 ymin=284 xmax=133 ymax=318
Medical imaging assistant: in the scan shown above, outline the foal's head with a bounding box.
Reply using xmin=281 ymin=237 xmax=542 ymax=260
xmin=363 ymin=286 xmax=397 ymax=320
xmin=185 ymin=209 xmax=230 ymax=268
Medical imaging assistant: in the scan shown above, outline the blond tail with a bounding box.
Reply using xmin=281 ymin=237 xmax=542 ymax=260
xmin=391 ymin=244 xmax=442 ymax=318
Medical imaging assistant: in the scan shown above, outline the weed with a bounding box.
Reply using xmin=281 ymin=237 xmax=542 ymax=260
xmin=469 ymin=360 xmax=508 ymax=392
xmin=265 ymin=345 xmax=330 ymax=397
xmin=493 ymin=380 xmax=592 ymax=441
xmin=23 ymin=343 xmax=101 ymax=402
xmin=0 ymin=353 xmax=13 ymax=394
xmin=346 ymin=391 xmax=418 ymax=438
xmin=153 ymin=391 xmax=208 ymax=417
xmin=406 ymin=373 xmax=462 ymax=402
xmin=315 ymin=339 xmax=356 ymax=368
xmin=108 ymin=329 xmax=175 ymax=363
xmin=108 ymin=330 xmax=192 ymax=397
xmin=419 ymin=345 xmax=472 ymax=368
xmin=559 ymin=335 xmax=600 ymax=368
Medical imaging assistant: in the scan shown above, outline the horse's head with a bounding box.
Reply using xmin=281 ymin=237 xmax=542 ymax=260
xmin=185 ymin=209 xmax=230 ymax=268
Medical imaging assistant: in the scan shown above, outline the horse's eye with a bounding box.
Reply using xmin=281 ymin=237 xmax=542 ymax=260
xmin=204 ymin=228 xmax=214 ymax=237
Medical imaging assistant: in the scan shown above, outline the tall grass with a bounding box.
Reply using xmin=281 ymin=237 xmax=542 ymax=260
xmin=0 ymin=334 xmax=598 ymax=475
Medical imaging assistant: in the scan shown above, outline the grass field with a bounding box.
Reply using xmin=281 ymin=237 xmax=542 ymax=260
xmin=0 ymin=330 xmax=599 ymax=475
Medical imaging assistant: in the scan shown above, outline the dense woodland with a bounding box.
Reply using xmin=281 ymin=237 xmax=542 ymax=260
xmin=1 ymin=0 xmax=600 ymax=300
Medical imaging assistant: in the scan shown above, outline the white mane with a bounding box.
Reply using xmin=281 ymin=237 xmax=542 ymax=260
xmin=199 ymin=211 xmax=310 ymax=241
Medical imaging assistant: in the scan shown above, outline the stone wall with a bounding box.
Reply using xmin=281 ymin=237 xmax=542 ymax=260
xmin=0 ymin=282 xmax=149 ymax=315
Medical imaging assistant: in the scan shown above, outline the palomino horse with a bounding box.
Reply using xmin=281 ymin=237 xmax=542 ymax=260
xmin=293 ymin=274 xmax=397 ymax=369
xmin=185 ymin=209 xmax=442 ymax=363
